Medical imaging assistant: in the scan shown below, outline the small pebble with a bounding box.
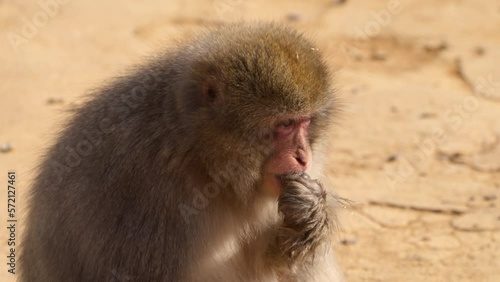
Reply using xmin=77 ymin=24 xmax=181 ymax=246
xmin=286 ymin=12 xmax=301 ymax=22
xmin=340 ymin=237 xmax=357 ymax=245
xmin=483 ymin=194 xmax=497 ymax=202
xmin=331 ymin=0 xmax=347 ymax=5
xmin=0 ymin=143 xmax=13 ymax=153
xmin=371 ymin=50 xmax=387 ymax=61
xmin=386 ymin=154 xmax=399 ymax=163
xmin=420 ymin=112 xmax=437 ymax=119
xmin=47 ymin=97 xmax=64 ymax=105
xmin=474 ymin=46 xmax=485 ymax=56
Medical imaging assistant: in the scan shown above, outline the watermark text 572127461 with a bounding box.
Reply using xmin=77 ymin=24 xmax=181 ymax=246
xmin=6 ymin=171 xmax=17 ymax=275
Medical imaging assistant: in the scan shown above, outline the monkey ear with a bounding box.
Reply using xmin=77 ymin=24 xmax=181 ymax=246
xmin=196 ymin=63 xmax=224 ymax=105
xmin=183 ymin=62 xmax=225 ymax=111
xmin=201 ymin=78 xmax=220 ymax=104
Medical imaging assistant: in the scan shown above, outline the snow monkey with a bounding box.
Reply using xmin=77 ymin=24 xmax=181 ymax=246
xmin=20 ymin=22 xmax=344 ymax=281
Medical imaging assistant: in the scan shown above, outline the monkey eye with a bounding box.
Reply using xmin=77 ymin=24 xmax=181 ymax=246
xmin=275 ymin=119 xmax=295 ymax=135
xmin=283 ymin=119 xmax=295 ymax=126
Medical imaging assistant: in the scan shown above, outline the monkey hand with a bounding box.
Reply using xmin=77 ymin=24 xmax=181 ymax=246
xmin=277 ymin=173 xmax=332 ymax=268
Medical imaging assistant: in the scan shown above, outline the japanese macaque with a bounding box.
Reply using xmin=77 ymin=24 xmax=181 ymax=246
xmin=20 ymin=22 xmax=344 ymax=281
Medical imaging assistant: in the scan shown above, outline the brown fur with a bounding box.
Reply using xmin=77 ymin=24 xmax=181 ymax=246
xmin=20 ymin=22 xmax=343 ymax=281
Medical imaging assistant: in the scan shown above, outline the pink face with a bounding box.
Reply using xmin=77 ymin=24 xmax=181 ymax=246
xmin=263 ymin=116 xmax=313 ymax=196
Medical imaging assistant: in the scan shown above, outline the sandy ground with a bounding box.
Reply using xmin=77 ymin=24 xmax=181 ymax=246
xmin=1 ymin=0 xmax=500 ymax=281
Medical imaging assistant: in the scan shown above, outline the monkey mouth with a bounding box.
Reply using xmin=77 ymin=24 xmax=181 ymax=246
xmin=264 ymin=172 xmax=307 ymax=197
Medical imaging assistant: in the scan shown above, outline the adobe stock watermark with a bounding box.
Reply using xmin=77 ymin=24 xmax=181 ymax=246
xmin=178 ymin=129 xmax=272 ymax=224
xmin=50 ymin=71 xmax=164 ymax=183
xmin=111 ymin=269 xmax=134 ymax=282
xmin=177 ymin=161 xmax=237 ymax=224
xmin=340 ymin=0 xmax=404 ymax=63
xmin=213 ymin=0 xmax=246 ymax=20
xmin=6 ymin=0 xmax=71 ymax=53
xmin=385 ymin=74 xmax=500 ymax=189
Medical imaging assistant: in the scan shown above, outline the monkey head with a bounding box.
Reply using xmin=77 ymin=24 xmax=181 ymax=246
xmin=175 ymin=23 xmax=335 ymax=201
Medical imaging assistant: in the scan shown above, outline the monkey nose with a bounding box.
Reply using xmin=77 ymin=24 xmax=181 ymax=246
xmin=295 ymin=149 xmax=309 ymax=169
xmin=295 ymin=155 xmax=307 ymax=167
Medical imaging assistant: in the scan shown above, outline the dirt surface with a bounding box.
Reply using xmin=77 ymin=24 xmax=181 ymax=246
xmin=1 ymin=0 xmax=499 ymax=281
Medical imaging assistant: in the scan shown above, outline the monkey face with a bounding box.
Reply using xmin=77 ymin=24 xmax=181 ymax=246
xmin=259 ymin=116 xmax=313 ymax=196
xmin=272 ymin=118 xmax=312 ymax=171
